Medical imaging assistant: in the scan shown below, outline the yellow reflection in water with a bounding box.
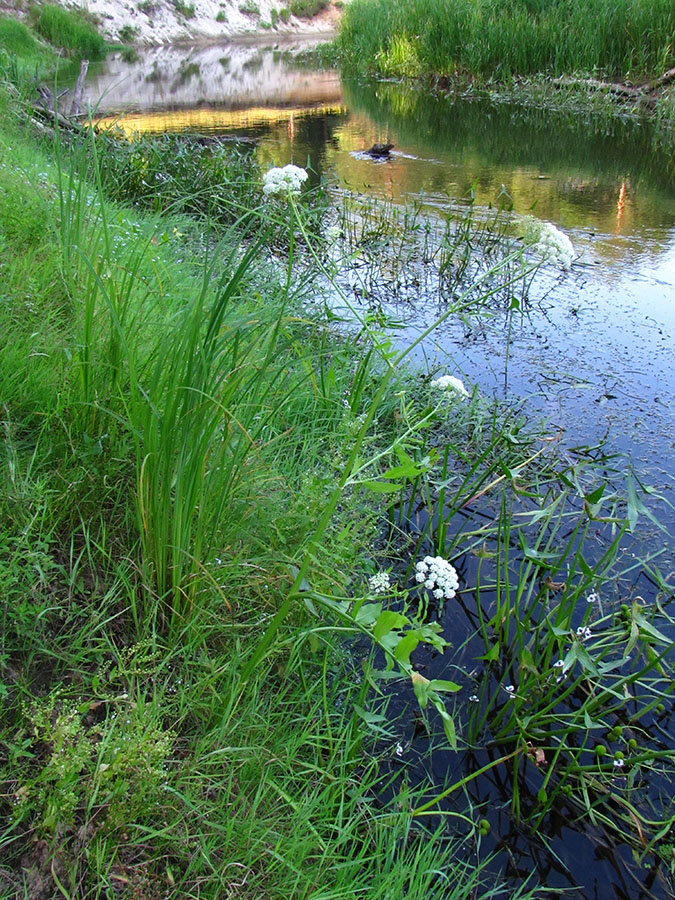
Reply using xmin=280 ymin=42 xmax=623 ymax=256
xmin=95 ymin=105 xmax=346 ymax=137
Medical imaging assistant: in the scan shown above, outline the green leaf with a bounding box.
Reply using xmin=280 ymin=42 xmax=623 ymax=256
xmin=373 ymin=610 xmax=407 ymax=640
xmin=574 ymin=643 xmax=599 ymax=677
xmin=585 ymin=484 xmax=606 ymax=506
xmin=354 ymin=602 xmax=382 ymax=626
xmin=364 ymin=481 xmax=402 ymax=493
xmin=429 ymin=679 xmax=462 ymax=693
xmin=433 ymin=698 xmax=457 ymax=750
xmin=634 ymin=610 xmax=671 ymax=645
xmin=479 ymin=644 xmax=500 ymax=662
xmin=353 ymin=705 xmax=388 ymax=725
xmin=412 ymin=673 xmax=431 ymax=708
xmin=381 ymin=461 xmax=422 ymax=479
xmin=394 ymin=632 xmax=419 ymax=667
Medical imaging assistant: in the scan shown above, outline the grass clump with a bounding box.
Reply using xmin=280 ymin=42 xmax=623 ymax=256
xmin=338 ymin=0 xmax=675 ymax=81
xmin=0 ymin=18 xmax=40 ymax=57
xmin=290 ymin=0 xmax=330 ymax=17
xmin=30 ymin=3 xmax=107 ymax=60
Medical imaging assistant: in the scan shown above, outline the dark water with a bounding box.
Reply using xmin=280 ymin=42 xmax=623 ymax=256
xmin=75 ymin=45 xmax=675 ymax=899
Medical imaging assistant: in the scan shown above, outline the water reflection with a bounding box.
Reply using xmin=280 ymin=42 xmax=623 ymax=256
xmin=83 ymin=42 xmax=675 ymax=494
xmin=77 ymin=41 xmax=342 ymax=112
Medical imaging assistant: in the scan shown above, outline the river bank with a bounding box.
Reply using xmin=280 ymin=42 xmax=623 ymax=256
xmin=2 ymin=0 xmax=343 ymax=45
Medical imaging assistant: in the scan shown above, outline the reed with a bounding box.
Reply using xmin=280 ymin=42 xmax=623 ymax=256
xmin=30 ymin=3 xmax=107 ymax=61
xmin=338 ymin=0 xmax=675 ymax=80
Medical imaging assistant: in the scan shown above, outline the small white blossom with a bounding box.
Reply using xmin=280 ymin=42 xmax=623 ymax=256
xmin=395 ymin=742 xmax=404 ymax=757
xmin=369 ymin=571 xmax=391 ymax=595
xmin=523 ymin=217 xmax=575 ymax=270
xmin=414 ymin=555 xmax=459 ymax=600
xmin=553 ymin=660 xmax=565 ymax=669
xmin=576 ymin=626 xmax=593 ymax=642
xmin=504 ymin=684 xmax=515 ymax=694
xmin=613 ymin=758 xmax=625 ymax=769
xmin=586 ymin=592 xmax=599 ymax=604
xmin=262 ymin=164 xmax=309 ymax=198
xmin=430 ymin=374 xmax=470 ymax=398
xmin=468 ymin=694 xmax=479 ymax=703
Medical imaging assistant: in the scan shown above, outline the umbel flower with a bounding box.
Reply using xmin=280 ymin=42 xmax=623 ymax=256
xmin=262 ymin=164 xmax=309 ymax=197
xmin=522 ymin=216 xmax=575 ymax=270
xmin=415 ymin=556 xmax=459 ymax=600
xmin=368 ymin=571 xmax=391 ymax=594
xmin=430 ymin=374 xmax=470 ymax=398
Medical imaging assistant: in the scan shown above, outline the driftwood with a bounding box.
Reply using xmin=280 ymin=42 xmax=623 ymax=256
xmin=31 ymin=59 xmax=89 ymax=134
xmin=552 ymin=67 xmax=675 ymax=101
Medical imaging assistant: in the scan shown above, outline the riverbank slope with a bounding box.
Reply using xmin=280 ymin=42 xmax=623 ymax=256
xmin=2 ymin=0 xmax=344 ymax=45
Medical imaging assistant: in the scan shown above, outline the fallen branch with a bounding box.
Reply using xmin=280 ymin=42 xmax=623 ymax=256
xmin=552 ymin=67 xmax=675 ymax=99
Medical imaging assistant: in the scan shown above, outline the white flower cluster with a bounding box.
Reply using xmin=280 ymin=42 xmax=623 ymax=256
xmin=430 ymin=375 xmax=469 ymax=398
xmin=415 ymin=556 xmax=459 ymax=600
xmin=262 ymin=164 xmax=308 ymax=198
xmin=523 ymin=217 xmax=575 ymax=270
xmin=368 ymin=571 xmax=391 ymax=594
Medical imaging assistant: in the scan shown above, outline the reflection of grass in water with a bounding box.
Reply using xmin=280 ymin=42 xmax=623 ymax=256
xmin=342 ymin=79 xmax=675 ymax=194
xmin=242 ymin=52 xmax=264 ymax=73
xmin=176 ymin=60 xmax=201 ymax=85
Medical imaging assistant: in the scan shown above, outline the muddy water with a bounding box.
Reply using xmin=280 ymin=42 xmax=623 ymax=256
xmin=76 ymin=44 xmax=675 ymax=900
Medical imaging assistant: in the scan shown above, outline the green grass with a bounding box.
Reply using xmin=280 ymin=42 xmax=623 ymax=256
xmin=290 ymin=0 xmax=330 ymax=17
xmin=337 ymin=0 xmax=675 ymax=81
xmin=0 ymin=18 xmax=40 ymax=57
xmin=30 ymin=3 xmax=107 ymax=60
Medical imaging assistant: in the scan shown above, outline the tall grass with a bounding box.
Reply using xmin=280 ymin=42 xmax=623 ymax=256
xmin=31 ymin=3 xmax=107 ymax=60
xmin=338 ymin=0 xmax=675 ymax=80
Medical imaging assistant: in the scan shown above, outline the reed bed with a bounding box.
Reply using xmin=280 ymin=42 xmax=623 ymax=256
xmin=338 ymin=0 xmax=675 ymax=81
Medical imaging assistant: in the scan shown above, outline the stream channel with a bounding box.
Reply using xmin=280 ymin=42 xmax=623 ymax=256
xmin=72 ymin=41 xmax=675 ymax=900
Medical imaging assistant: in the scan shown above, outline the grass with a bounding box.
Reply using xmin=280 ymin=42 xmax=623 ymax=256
xmin=30 ymin=3 xmax=107 ymax=61
xmin=337 ymin=0 xmax=675 ymax=81
xmin=290 ymin=0 xmax=330 ymax=17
